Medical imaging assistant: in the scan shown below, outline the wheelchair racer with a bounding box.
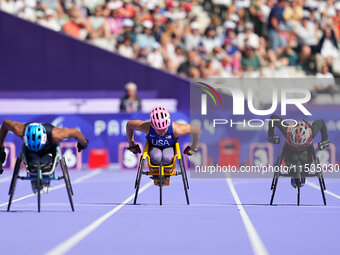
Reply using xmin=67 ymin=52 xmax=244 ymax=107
xmin=126 ymin=106 xmax=201 ymax=166
xmin=0 ymin=120 xmax=88 ymax=193
xmin=267 ymin=114 xmax=330 ymax=188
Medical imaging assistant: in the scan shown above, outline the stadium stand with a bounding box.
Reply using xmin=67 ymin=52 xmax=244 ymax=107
xmin=1 ymin=0 xmax=340 ymax=79
xmin=2 ymin=0 xmax=340 ymax=107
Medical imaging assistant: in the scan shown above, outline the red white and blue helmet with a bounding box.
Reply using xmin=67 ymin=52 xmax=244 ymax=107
xmin=286 ymin=121 xmax=312 ymax=149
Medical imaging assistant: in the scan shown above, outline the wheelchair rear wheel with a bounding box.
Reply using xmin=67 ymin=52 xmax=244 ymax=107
xmin=297 ymin=179 xmax=301 ymax=206
xmin=7 ymin=158 xmax=21 ymax=211
xmin=318 ymin=174 xmax=327 ymax=205
xmin=134 ymin=158 xmax=145 ymax=205
xmin=179 ymin=158 xmax=189 ymax=205
xmin=61 ymin=158 xmax=74 ymax=211
xmin=37 ymin=170 xmax=41 ymax=212
xmin=270 ymin=172 xmax=279 ymax=205
xmin=134 ymin=157 xmax=143 ymax=189
xmin=61 ymin=158 xmax=74 ymax=196
xmin=159 ymin=162 xmax=163 ymax=205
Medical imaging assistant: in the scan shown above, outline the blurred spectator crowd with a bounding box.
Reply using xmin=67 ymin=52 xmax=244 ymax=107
xmin=2 ymin=0 xmax=340 ymax=80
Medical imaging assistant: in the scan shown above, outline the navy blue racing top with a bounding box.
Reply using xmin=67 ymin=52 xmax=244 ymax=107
xmin=146 ymin=120 xmax=177 ymax=148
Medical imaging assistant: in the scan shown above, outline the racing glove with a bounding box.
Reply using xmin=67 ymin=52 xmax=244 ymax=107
xmin=184 ymin=146 xmax=198 ymax=156
xmin=77 ymin=139 xmax=89 ymax=152
xmin=127 ymin=143 xmax=141 ymax=154
xmin=267 ymin=135 xmax=280 ymax=144
xmin=318 ymin=140 xmax=330 ymax=150
xmin=0 ymin=147 xmax=6 ymax=174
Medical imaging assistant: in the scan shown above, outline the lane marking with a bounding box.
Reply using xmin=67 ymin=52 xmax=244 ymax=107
xmin=0 ymin=170 xmax=102 ymax=208
xmin=226 ymin=176 xmax=269 ymax=255
xmin=72 ymin=171 xmax=102 ymax=184
xmin=0 ymin=176 xmax=11 ymax=183
xmin=306 ymin=181 xmax=340 ymax=200
xmin=45 ymin=181 xmax=153 ymax=255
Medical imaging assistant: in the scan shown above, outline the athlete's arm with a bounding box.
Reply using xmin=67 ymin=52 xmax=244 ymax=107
xmin=311 ymin=119 xmax=330 ymax=149
xmin=268 ymin=115 xmax=288 ymax=137
xmin=173 ymin=122 xmax=201 ymax=154
xmin=311 ymin=119 xmax=328 ymax=141
xmin=126 ymin=120 xmax=150 ymax=154
xmin=126 ymin=120 xmax=150 ymax=143
xmin=52 ymin=127 xmax=88 ymax=146
xmin=0 ymin=120 xmax=25 ymax=147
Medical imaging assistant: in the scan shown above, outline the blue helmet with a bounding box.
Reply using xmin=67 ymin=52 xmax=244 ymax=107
xmin=24 ymin=123 xmax=47 ymax=152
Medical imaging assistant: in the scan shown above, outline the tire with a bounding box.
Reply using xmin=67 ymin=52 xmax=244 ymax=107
xmin=134 ymin=157 xmax=143 ymax=189
xmin=270 ymin=175 xmax=276 ymax=190
xmin=297 ymin=179 xmax=301 ymax=206
xmin=319 ymin=175 xmax=327 ymax=205
xmin=61 ymin=159 xmax=74 ymax=211
xmin=37 ymin=170 xmax=41 ymax=212
xmin=159 ymin=162 xmax=163 ymax=206
xmin=7 ymin=158 xmax=21 ymax=212
xmin=181 ymin=158 xmax=189 ymax=190
xmin=270 ymin=173 xmax=279 ymax=205
xmin=180 ymin=158 xmax=189 ymax=205
xmin=8 ymin=158 xmax=21 ymax=195
xmin=134 ymin=159 xmax=144 ymax=205
xmin=62 ymin=158 xmax=74 ymax=196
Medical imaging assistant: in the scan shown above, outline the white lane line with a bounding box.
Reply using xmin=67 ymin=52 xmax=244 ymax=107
xmin=226 ymin=177 xmax=269 ymax=255
xmin=0 ymin=176 xmax=11 ymax=183
xmin=72 ymin=171 xmax=102 ymax=184
xmin=45 ymin=181 xmax=153 ymax=255
xmin=0 ymin=170 xmax=102 ymax=208
xmin=306 ymin=181 xmax=340 ymax=200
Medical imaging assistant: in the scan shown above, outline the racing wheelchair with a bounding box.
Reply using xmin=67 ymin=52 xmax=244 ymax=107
xmin=7 ymin=144 xmax=74 ymax=212
xmin=133 ymin=140 xmax=190 ymax=205
xmin=270 ymin=142 xmax=327 ymax=206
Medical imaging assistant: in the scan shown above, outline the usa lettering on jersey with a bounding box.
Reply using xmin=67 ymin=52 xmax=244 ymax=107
xmin=151 ymin=139 xmax=171 ymax=147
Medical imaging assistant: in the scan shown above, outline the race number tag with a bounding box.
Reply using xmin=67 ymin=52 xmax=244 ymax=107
xmin=3 ymin=142 xmax=16 ymax=170
xmin=118 ymin=142 xmax=143 ymax=170
xmin=60 ymin=142 xmax=82 ymax=170
xmin=249 ymin=143 xmax=273 ymax=167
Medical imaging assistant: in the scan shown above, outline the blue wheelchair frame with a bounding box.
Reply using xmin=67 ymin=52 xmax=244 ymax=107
xmin=7 ymin=144 xmax=74 ymax=212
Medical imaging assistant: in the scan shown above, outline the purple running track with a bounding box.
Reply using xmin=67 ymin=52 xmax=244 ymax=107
xmin=0 ymin=170 xmax=339 ymax=255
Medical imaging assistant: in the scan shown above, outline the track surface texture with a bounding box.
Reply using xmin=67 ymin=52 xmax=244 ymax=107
xmin=0 ymin=169 xmax=339 ymax=255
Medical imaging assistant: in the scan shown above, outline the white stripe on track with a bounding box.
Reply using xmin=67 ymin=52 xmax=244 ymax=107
xmin=306 ymin=181 xmax=340 ymax=200
xmin=45 ymin=181 xmax=153 ymax=255
xmin=0 ymin=170 xmax=102 ymax=208
xmin=226 ymin=177 xmax=269 ymax=255
xmin=0 ymin=176 xmax=11 ymax=183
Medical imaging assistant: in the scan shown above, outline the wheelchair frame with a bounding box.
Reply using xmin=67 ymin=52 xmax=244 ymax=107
xmin=7 ymin=144 xmax=74 ymax=212
xmin=270 ymin=143 xmax=327 ymax=206
xmin=133 ymin=140 xmax=189 ymax=205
